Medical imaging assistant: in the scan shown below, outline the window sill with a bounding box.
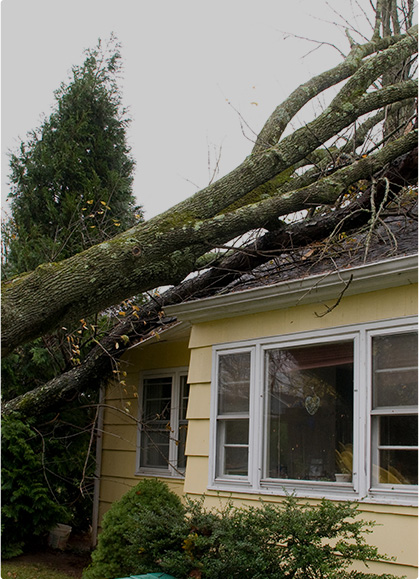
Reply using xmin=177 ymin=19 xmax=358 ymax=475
xmin=207 ymin=480 xmax=418 ymax=507
xmin=135 ymin=469 xmax=185 ymax=480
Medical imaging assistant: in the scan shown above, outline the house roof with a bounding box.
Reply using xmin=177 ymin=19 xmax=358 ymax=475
xmin=217 ymin=204 xmax=418 ymax=295
xmin=165 ymin=204 xmax=418 ymax=324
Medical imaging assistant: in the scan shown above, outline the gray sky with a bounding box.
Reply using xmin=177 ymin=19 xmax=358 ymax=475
xmin=1 ymin=0 xmax=374 ymax=220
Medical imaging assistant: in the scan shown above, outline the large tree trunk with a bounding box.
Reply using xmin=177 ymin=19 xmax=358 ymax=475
xmin=2 ymin=26 xmax=417 ymax=358
xmin=3 ymin=146 xmax=417 ymax=417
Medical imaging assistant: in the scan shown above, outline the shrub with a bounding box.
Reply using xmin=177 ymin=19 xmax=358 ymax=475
xmin=1 ymin=415 xmax=67 ymax=559
xmin=84 ymin=482 xmax=402 ymax=579
xmin=160 ymin=494 xmax=401 ymax=579
xmin=82 ymin=478 xmax=185 ymax=579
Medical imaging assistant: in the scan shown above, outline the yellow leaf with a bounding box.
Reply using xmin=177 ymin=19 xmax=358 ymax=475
xmin=114 ymin=223 xmax=121 ymax=227
xmin=100 ymin=201 xmax=107 ymax=206
xmin=118 ymin=311 xmax=126 ymax=316
xmin=87 ymin=199 xmax=94 ymax=204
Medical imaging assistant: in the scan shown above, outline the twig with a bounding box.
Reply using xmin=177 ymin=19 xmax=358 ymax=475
xmin=315 ymin=274 xmax=354 ymax=317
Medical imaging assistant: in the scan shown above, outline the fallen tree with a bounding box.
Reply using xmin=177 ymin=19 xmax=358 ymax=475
xmin=3 ymin=144 xmax=417 ymax=417
xmin=2 ymin=10 xmax=418 ymax=417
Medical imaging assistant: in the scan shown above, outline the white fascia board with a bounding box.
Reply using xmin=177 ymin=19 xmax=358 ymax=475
xmin=126 ymin=320 xmax=191 ymax=351
xmin=164 ymin=255 xmax=417 ymax=324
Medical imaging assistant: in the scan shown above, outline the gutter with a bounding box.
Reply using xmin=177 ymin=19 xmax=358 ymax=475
xmin=165 ymin=254 xmax=417 ymax=323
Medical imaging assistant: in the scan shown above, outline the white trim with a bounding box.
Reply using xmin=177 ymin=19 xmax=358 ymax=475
xmin=209 ymin=317 xmax=418 ymax=506
xmin=166 ymin=255 xmax=417 ymax=323
xmin=91 ymin=386 xmax=105 ymax=546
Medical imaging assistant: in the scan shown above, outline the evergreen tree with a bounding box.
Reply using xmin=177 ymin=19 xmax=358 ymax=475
xmin=1 ymin=36 xmax=142 ymax=552
xmin=3 ymin=34 xmax=141 ymax=277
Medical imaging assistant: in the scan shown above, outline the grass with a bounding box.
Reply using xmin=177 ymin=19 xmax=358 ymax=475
xmin=2 ymin=560 xmax=78 ymax=579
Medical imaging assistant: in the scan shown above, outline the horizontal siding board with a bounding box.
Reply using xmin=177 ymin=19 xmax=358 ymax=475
xmin=185 ymin=419 xmax=209 ymax=456
xmin=186 ymin=383 xmax=211 ymax=419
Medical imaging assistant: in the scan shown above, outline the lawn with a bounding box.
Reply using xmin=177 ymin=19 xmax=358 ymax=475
xmin=2 ymin=560 xmax=77 ymax=579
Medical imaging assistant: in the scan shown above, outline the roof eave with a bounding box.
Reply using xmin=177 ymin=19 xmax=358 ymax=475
xmin=165 ymin=254 xmax=418 ymax=324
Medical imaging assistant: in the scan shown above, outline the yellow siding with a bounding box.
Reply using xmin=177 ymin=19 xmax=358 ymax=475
xmin=97 ymin=286 xmax=417 ymax=576
xmin=189 ymin=284 xmax=418 ymax=348
xmin=97 ymin=339 xmax=189 ymax=525
xmin=184 ymin=284 xmax=418 ymax=577
xmin=186 ymin=382 xmax=211 ymax=419
xmin=183 ymin=456 xmax=210 ymax=494
xmin=185 ymin=419 xmax=210 ymax=457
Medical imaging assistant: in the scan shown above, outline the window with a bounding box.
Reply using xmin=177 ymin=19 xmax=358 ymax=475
xmin=216 ymin=351 xmax=252 ymax=478
xmin=210 ymin=318 xmax=417 ymax=504
xmin=370 ymin=332 xmax=418 ymax=487
xmin=138 ymin=368 xmax=189 ymax=476
xmin=265 ymin=341 xmax=353 ymax=482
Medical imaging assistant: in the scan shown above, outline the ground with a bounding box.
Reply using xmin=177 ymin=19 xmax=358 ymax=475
xmin=3 ymin=533 xmax=92 ymax=578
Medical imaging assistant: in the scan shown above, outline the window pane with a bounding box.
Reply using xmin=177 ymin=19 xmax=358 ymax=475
xmin=225 ymin=419 xmax=249 ymax=445
xmin=218 ymin=353 xmax=250 ymax=414
xmin=177 ymin=376 xmax=189 ymax=470
xmin=380 ymin=415 xmax=418 ymax=447
xmin=223 ymin=446 xmax=249 ymax=476
xmin=265 ymin=342 xmax=353 ymax=482
xmin=143 ymin=377 xmax=172 ymax=420
xmin=140 ymin=429 xmax=170 ymax=468
xmin=373 ymin=333 xmax=418 ymax=408
xmin=375 ymin=450 xmax=418 ymax=485
xmin=141 ymin=377 xmax=172 ymax=469
xmin=216 ymin=419 xmax=249 ymax=477
xmin=180 ymin=377 xmax=190 ymax=421
xmin=177 ymin=424 xmax=188 ymax=470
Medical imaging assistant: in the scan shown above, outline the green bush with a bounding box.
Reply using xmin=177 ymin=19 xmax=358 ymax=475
xmin=1 ymin=415 xmax=67 ymax=559
xmin=82 ymin=479 xmax=185 ymax=579
xmin=84 ymin=481 xmax=402 ymax=579
xmin=158 ymin=494 xmax=401 ymax=578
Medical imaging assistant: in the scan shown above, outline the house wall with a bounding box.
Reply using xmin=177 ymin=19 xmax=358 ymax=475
xmin=184 ymin=283 xmax=418 ymax=578
xmin=98 ymin=283 xmax=417 ymax=577
xmin=97 ymin=339 xmax=190 ymax=527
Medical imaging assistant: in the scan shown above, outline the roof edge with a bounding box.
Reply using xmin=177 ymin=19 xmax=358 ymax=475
xmin=164 ymin=254 xmax=418 ymax=324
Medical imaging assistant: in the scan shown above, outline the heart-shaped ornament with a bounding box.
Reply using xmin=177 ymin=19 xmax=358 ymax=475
xmin=305 ymin=394 xmax=320 ymax=415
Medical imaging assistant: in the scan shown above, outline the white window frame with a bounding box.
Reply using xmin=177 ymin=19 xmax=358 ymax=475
xmin=209 ymin=317 xmax=417 ymax=506
xmin=136 ymin=367 xmax=189 ymax=478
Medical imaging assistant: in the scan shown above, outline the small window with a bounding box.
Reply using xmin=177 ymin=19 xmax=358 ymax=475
xmin=138 ymin=369 xmax=189 ymax=476
xmin=216 ymin=351 xmax=251 ymax=478
xmin=371 ymin=332 xmax=418 ymax=487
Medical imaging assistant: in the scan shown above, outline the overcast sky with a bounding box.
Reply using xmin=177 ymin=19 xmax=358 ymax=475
xmin=1 ymin=0 xmax=374 ymax=220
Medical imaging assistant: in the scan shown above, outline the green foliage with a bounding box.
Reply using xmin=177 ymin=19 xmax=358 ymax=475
xmin=3 ymin=33 xmax=142 ymax=277
xmin=82 ymin=479 xmax=185 ymax=579
xmin=158 ymin=495 xmax=400 ymax=578
xmin=1 ymin=331 xmax=98 ymax=537
xmin=1 ymin=415 xmax=67 ymax=559
xmin=1 ymin=35 xmax=143 ymax=550
xmin=84 ymin=482 xmax=402 ymax=579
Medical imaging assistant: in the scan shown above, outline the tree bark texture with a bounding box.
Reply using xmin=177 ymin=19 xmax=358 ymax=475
xmin=3 ymin=145 xmax=417 ymax=417
xmin=2 ymin=27 xmax=417 ymax=358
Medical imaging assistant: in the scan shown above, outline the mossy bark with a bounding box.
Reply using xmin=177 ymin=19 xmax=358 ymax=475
xmin=2 ymin=28 xmax=417 ymax=357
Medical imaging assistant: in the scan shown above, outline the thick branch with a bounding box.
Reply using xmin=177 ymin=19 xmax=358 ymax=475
xmin=2 ymin=145 xmax=417 ymax=418
xmin=2 ymin=30 xmax=417 ymax=355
